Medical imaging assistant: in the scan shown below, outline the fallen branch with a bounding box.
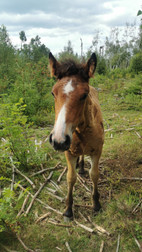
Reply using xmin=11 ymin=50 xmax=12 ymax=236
xmin=48 ymin=219 xmax=72 ymax=228
xmin=36 ymin=198 xmax=62 ymax=215
xmin=15 ymin=167 xmax=35 ymax=189
xmin=46 ymin=190 xmax=64 ymax=202
xmin=46 ymin=186 xmax=57 ymax=194
xmin=75 ymin=220 xmax=94 ymax=233
xmin=119 ymin=177 xmax=142 ymax=182
xmin=17 ymin=235 xmax=35 ymax=252
xmin=134 ymin=237 xmax=142 ymax=252
xmin=17 ymin=194 xmax=30 ymax=217
xmin=78 ymin=211 xmax=88 ymax=222
xmin=77 ymin=174 xmax=86 ymax=184
xmin=50 ymin=180 xmax=65 ymax=195
xmin=77 ymin=175 xmax=91 ymax=193
xmin=0 ymin=243 xmax=18 ymax=252
xmin=25 ymin=171 xmax=53 ymax=215
xmin=30 ymin=163 xmax=62 ymax=177
xmin=17 ymin=183 xmax=62 ymax=215
xmin=36 ymin=212 xmax=51 ymax=223
xmin=65 ymin=242 xmax=72 ymax=252
xmin=132 ymin=199 xmax=142 ymax=214
xmin=10 ymin=157 xmax=15 ymax=191
xmin=135 ymin=131 xmax=141 ymax=139
xmin=40 ymin=163 xmax=46 ymax=180
xmin=116 ymin=234 xmax=120 ymax=252
xmin=57 ymin=167 xmax=67 ymax=184
xmin=99 ymin=241 xmax=104 ymax=252
xmin=88 ymin=216 xmax=110 ymax=236
xmin=75 ymin=203 xmax=92 ymax=209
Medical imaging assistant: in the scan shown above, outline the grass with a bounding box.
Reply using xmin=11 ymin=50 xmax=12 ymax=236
xmin=0 ymin=76 xmax=142 ymax=252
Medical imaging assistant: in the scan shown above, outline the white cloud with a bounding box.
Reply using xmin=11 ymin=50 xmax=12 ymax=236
xmin=0 ymin=0 xmax=141 ymax=54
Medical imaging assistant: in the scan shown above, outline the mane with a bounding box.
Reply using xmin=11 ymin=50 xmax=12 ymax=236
xmin=56 ymin=59 xmax=89 ymax=81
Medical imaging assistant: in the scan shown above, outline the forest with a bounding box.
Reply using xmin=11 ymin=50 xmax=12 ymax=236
xmin=0 ymin=14 xmax=142 ymax=252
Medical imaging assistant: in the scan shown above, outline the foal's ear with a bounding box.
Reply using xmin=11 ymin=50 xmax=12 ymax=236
xmin=49 ymin=52 xmax=60 ymax=77
xmin=85 ymin=53 xmax=97 ymax=78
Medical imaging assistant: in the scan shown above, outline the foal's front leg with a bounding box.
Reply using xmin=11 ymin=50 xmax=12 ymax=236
xmin=63 ymin=151 xmax=77 ymax=219
xmin=89 ymin=155 xmax=101 ymax=212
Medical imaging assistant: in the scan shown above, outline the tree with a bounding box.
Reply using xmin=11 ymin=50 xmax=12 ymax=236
xmin=19 ymin=31 xmax=27 ymax=49
xmin=58 ymin=40 xmax=78 ymax=61
xmin=0 ymin=25 xmax=15 ymax=80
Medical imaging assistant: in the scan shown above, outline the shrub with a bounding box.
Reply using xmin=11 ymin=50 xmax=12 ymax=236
xmin=130 ymin=53 xmax=142 ymax=74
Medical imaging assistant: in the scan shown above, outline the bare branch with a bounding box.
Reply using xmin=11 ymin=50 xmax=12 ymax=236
xmin=116 ymin=234 xmax=120 ymax=252
xmin=75 ymin=220 xmax=94 ymax=233
xmin=132 ymin=199 xmax=142 ymax=214
xmin=99 ymin=241 xmax=104 ymax=252
xmin=35 ymin=212 xmax=51 ymax=223
xmin=9 ymin=156 xmax=15 ymax=191
xmin=16 ymin=235 xmax=34 ymax=252
xmin=30 ymin=162 xmax=62 ymax=177
xmin=48 ymin=219 xmax=72 ymax=228
xmin=25 ymin=172 xmax=53 ymax=215
xmin=134 ymin=237 xmax=142 ymax=252
xmin=15 ymin=167 xmax=35 ymax=189
xmin=77 ymin=175 xmax=91 ymax=193
xmin=57 ymin=167 xmax=67 ymax=184
xmin=65 ymin=242 xmax=72 ymax=252
xmin=17 ymin=194 xmax=30 ymax=217
xmin=16 ymin=183 xmax=63 ymax=215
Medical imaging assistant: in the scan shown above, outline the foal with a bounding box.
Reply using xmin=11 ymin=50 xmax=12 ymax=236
xmin=49 ymin=52 xmax=104 ymax=219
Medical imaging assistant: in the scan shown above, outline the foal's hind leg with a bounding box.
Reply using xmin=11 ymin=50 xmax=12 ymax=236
xmin=63 ymin=151 xmax=77 ymax=219
xmin=76 ymin=155 xmax=85 ymax=174
xmin=89 ymin=155 xmax=101 ymax=212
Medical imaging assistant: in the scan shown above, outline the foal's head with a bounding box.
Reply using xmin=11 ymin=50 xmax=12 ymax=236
xmin=49 ymin=53 xmax=97 ymax=151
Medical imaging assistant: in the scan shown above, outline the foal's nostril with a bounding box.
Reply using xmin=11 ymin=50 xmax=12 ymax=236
xmin=51 ymin=135 xmax=71 ymax=151
xmin=49 ymin=134 xmax=52 ymax=144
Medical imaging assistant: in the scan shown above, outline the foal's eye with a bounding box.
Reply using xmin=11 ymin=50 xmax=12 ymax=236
xmin=80 ymin=93 xmax=88 ymax=101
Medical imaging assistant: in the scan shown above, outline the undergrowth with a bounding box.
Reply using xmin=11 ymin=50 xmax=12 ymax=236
xmin=0 ymin=74 xmax=142 ymax=251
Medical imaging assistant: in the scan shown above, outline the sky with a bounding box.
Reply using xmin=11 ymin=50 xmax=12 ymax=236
xmin=0 ymin=0 xmax=142 ymax=55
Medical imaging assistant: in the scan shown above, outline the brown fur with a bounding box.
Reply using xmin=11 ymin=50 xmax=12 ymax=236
xmin=49 ymin=52 xmax=104 ymax=219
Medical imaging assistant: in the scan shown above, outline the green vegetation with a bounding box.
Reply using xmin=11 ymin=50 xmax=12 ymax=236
xmin=0 ymin=23 xmax=142 ymax=251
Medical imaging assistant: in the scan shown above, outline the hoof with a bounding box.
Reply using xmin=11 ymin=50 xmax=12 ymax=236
xmin=63 ymin=207 xmax=73 ymax=220
xmin=93 ymin=202 xmax=102 ymax=212
xmin=63 ymin=215 xmax=73 ymax=222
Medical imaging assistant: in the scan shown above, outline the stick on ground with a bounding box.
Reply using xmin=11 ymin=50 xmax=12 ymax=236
xmin=99 ymin=241 xmax=104 ymax=252
xmin=65 ymin=242 xmax=72 ymax=252
xmin=57 ymin=167 xmax=67 ymax=184
xmin=25 ymin=171 xmax=53 ymax=215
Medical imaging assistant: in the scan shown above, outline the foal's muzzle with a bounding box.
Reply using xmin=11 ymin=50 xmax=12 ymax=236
xmin=49 ymin=134 xmax=71 ymax=151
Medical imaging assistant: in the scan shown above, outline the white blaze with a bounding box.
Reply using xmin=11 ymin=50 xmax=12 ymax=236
xmin=52 ymin=79 xmax=74 ymax=143
xmin=63 ymin=80 xmax=74 ymax=95
xmin=53 ymin=104 xmax=66 ymax=142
